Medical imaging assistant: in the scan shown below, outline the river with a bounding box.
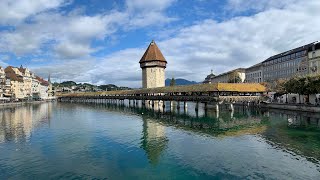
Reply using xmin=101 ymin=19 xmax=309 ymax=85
xmin=0 ymin=102 xmax=320 ymax=179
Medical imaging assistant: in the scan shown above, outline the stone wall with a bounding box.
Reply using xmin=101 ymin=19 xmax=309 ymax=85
xmin=261 ymin=103 xmax=320 ymax=113
xmin=142 ymin=67 xmax=165 ymax=88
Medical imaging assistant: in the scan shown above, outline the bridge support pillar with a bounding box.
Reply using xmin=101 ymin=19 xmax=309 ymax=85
xmin=162 ymin=101 xmax=165 ymax=111
xmin=184 ymin=101 xmax=187 ymax=108
xmin=229 ymin=103 xmax=234 ymax=111
xmin=215 ymin=104 xmax=219 ymax=112
xmin=195 ymin=101 xmax=199 ymax=111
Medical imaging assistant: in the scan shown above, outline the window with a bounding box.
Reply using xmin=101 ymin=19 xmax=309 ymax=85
xmin=312 ymin=52 xmax=316 ymax=58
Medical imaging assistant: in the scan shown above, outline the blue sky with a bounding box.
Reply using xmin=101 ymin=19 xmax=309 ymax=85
xmin=0 ymin=0 xmax=320 ymax=87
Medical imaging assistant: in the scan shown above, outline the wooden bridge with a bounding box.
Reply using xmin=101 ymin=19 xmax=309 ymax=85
xmin=57 ymin=83 xmax=266 ymax=107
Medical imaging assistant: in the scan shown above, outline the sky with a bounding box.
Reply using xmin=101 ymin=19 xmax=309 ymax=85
xmin=0 ymin=0 xmax=320 ymax=87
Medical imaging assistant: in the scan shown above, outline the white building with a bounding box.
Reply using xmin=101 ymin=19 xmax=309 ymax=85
xmin=209 ymin=68 xmax=246 ymax=83
xmin=308 ymin=41 xmax=320 ymax=75
xmin=36 ymin=76 xmax=50 ymax=100
xmin=0 ymin=67 xmax=5 ymax=98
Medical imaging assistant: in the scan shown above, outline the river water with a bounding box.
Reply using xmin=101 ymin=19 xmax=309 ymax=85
xmin=0 ymin=102 xmax=320 ymax=179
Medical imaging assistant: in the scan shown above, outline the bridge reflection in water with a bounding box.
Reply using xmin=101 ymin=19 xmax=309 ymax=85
xmin=67 ymin=99 xmax=320 ymax=164
xmin=1 ymin=101 xmax=320 ymax=166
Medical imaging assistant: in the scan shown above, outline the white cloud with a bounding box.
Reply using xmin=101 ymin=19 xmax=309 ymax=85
xmin=31 ymin=59 xmax=95 ymax=82
xmin=54 ymin=41 xmax=94 ymax=59
xmin=0 ymin=10 xmax=128 ymax=58
xmin=0 ymin=0 xmax=175 ymax=59
xmin=151 ymin=0 xmax=320 ymax=82
xmin=30 ymin=0 xmax=320 ymax=87
xmin=0 ymin=0 xmax=67 ymax=25
xmin=3 ymin=0 xmax=320 ymax=88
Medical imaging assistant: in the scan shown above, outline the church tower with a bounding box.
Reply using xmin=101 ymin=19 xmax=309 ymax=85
xmin=139 ymin=40 xmax=167 ymax=88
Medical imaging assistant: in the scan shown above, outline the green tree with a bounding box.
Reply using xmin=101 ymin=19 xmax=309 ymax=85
xmin=273 ymin=79 xmax=287 ymax=94
xmin=228 ymin=71 xmax=242 ymax=83
xmin=284 ymin=75 xmax=320 ymax=103
xmin=170 ymin=77 xmax=176 ymax=86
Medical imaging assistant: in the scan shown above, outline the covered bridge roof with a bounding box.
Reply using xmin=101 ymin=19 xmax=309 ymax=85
xmin=58 ymin=83 xmax=266 ymax=97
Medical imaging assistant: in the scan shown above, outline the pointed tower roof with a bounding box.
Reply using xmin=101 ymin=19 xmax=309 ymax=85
xmin=48 ymin=73 xmax=51 ymax=83
xmin=139 ymin=40 xmax=167 ymax=63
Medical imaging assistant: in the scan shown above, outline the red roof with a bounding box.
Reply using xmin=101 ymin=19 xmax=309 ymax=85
xmin=139 ymin=40 xmax=167 ymax=63
xmin=36 ymin=76 xmax=49 ymax=86
xmin=4 ymin=66 xmax=23 ymax=82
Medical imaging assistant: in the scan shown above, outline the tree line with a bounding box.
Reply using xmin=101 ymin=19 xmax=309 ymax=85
xmin=261 ymin=75 xmax=320 ymax=95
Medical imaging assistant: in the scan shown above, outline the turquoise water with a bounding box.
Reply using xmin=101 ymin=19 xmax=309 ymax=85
xmin=0 ymin=102 xmax=320 ymax=179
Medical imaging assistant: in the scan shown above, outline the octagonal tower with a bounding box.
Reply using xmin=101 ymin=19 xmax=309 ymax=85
xmin=139 ymin=40 xmax=167 ymax=88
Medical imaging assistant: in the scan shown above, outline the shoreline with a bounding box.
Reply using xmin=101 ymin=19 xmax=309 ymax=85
xmin=259 ymin=103 xmax=320 ymax=113
xmin=0 ymin=100 xmax=56 ymax=108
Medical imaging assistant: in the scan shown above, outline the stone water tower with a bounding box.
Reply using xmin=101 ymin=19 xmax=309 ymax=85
xmin=139 ymin=40 xmax=167 ymax=88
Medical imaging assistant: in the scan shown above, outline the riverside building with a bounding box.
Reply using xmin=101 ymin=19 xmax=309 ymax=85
xmin=205 ymin=68 xmax=246 ymax=83
xmin=262 ymin=43 xmax=315 ymax=82
xmin=1 ymin=66 xmax=52 ymax=101
xmin=308 ymin=42 xmax=320 ymax=75
xmin=202 ymin=41 xmax=320 ymax=88
xmin=0 ymin=67 xmax=5 ymax=98
xmin=245 ymin=63 xmax=263 ymax=83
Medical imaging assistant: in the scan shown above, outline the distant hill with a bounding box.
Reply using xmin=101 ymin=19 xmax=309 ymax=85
xmin=53 ymin=81 xmax=131 ymax=91
xmin=165 ymin=78 xmax=199 ymax=86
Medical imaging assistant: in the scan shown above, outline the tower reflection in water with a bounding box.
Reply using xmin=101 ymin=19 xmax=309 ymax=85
xmin=0 ymin=103 xmax=53 ymax=143
xmin=141 ymin=116 xmax=168 ymax=165
xmin=99 ymin=100 xmax=319 ymax=163
xmin=124 ymin=100 xmax=269 ymax=164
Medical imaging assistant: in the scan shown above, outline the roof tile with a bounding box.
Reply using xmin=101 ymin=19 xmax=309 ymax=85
xmin=139 ymin=40 xmax=167 ymax=63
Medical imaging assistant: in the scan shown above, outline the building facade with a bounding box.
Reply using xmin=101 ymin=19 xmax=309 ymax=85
xmin=19 ymin=66 xmax=33 ymax=99
xmin=202 ymin=41 xmax=320 ymax=85
xmin=5 ymin=66 xmax=25 ymax=99
xmin=36 ymin=76 xmax=50 ymax=100
xmin=1 ymin=66 xmax=52 ymax=101
xmin=308 ymin=42 xmax=320 ymax=75
xmin=262 ymin=43 xmax=314 ymax=82
xmin=245 ymin=63 xmax=263 ymax=83
xmin=0 ymin=67 xmax=5 ymax=98
xmin=139 ymin=40 xmax=167 ymax=88
xmin=208 ymin=68 xmax=246 ymax=83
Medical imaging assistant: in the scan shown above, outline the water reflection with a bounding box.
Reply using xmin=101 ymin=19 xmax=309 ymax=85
xmin=260 ymin=108 xmax=320 ymax=162
xmin=83 ymin=101 xmax=320 ymax=164
xmin=141 ymin=116 xmax=168 ymax=165
xmin=0 ymin=103 xmax=53 ymax=143
xmin=0 ymin=102 xmax=320 ymax=179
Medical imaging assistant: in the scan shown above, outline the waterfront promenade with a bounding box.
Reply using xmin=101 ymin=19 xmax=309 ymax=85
xmin=0 ymin=98 xmax=57 ymax=108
